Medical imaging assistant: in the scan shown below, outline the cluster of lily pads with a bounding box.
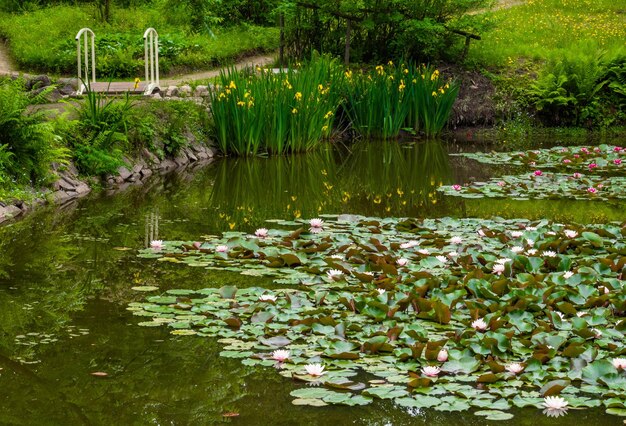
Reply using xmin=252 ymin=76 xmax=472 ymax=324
xmin=442 ymin=144 xmax=625 ymax=201
xmin=134 ymin=215 xmax=626 ymax=420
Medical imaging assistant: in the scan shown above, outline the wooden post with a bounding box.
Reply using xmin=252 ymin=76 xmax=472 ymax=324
xmin=279 ymin=13 xmax=285 ymax=69
xmin=461 ymin=36 xmax=471 ymax=61
xmin=344 ymin=19 xmax=351 ymax=66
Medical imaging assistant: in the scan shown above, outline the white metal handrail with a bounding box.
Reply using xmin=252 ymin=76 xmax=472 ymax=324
xmin=75 ymin=28 xmax=96 ymax=94
xmin=143 ymin=28 xmax=160 ymax=94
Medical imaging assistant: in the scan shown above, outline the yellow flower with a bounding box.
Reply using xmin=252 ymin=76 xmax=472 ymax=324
xmin=432 ymin=91 xmax=438 ymax=97
xmin=402 ymin=68 xmax=409 ymax=75
xmin=229 ymin=81 xmax=237 ymax=89
xmin=373 ymin=195 xmax=382 ymax=204
xmin=376 ymin=65 xmax=385 ymax=75
xmin=237 ymin=101 xmax=246 ymax=107
xmin=229 ymin=222 xmax=236 ymax=230
xmin=388 ymin=60 xmax=394 ymax=66
xmin=318 ymin=84 xmax=324 ymax=91
xmin=439 ymin=87 xmax=445 ymax=94
xmin=322 ymin=125 xmax=328 ymax=132
xmin=244 ymin=91 xmax=250 ymax=98
xmin=133 ymin=77 xmax=140 ymax=89
xmin=218 ymin=93 xmax=226 ymax=99
xmin=248 ymin=100 xmax=254 ymax=108
xmin=398 ymin=80 xmax=406 ymax=91
xmin=226 ymin=89 xmax=231 ymax=95
xmin=324 ymin=111 xmax=334 ymax=120
xmin=295 ymin=92 xmax=303 ymax=101
xmin=292 ymin=108 xmax=298 ymax=114
xmin=345 ymin=70 xmax=353 ymax=79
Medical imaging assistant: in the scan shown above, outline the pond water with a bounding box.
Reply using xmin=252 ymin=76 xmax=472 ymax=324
xmin=0 ymin=139 xmax=623 ymax=425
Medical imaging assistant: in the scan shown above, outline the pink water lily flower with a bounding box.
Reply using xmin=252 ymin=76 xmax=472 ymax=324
xmin=452 ymin=184 xmax=462 ymax=191
xmin=396 ymin=258 xmax=409 ymax=267
xmin=564 ymin=230 xmax=578 ymax=238
xmin=612 ymin=358 xmax=626 ymax=369
xmin=492 ymin=264 xmax=505 ymax=275
xmin=150 ymin=240 xmax=164 ymax=250
xmin=533 ymin=170 xmax=543 ymax=176
xmin=614 ymin=146 xmax=623 ymax=152
xmin=497 ymin=181 xmax=506 ymax=187
xmin=215 ymin=245 xmax=229 ymax=253
xmin=422 ymin=365 xmax=441 ymax=377
xmin=471 ymin=318 xmax=488 ymax=331
xmin=272 ymin=350 xmax=290 ymax=362
xmin=588 ymin=163 xmax=597 ymax=170
xmin=542 ymin=396 xmax=569 ymax=418
xmin=450 ymin=236 xmax=463 ymax=245
xmin=580 ymin=147 xmax=589 ymax=153
xmin=563 ymin=159 xmax=571 ymax=164
xmin=573 ymin=173 xmax=582 ymax=178
xmin=437 ymin=349 xmax=448 ymax=362
xmin=255 ymin=228 xmax=269 ymax=238
xmin=615 ymin=159 xmax=622 ymax=165
xmin=587 ymin=187 xmax=597 ymax=193
xmin=309 ymin=218 xmax=324 ymax=228
xmin=305 ymin=363 xmax=325 ymax=376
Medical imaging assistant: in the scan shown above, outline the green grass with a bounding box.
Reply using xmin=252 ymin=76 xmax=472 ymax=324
xmin=470 ymin=0 xmax=626 ymax=68
xmin=0 ymin=5 xmax=279 ymax=77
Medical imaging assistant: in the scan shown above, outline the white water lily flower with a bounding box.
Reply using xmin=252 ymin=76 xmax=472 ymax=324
xmin=526 ymin=226 xmax=537 ymax=231
xmin=437 ymin=349 xmax=448 ymax=362
xmin=496 ymin=257 xmax=512 ymax=264
xmin=272 ymin=349 xmax=290 ymax=362
xmin=542 ymin=396 xmax=569 ymax=417
xmin=305 ymin=363 xmax=325 ymax=376
xmin=377 ymin=289 xmax=386 ymax=295
xmin=471 ymin=318 xmax=488 ymax=331
xmin=448 ymin=251 xmax=459 ymax=258
xmin=396 ymin=258 xmax=409 ymax=267
xmin=563 ymin=271 xmax=574 ymax=279
xmin=492 ymin=264 xmax=505 ymax=275
xmin=546 ymin=231 xmax=556 ymax=236
xmin=309 ymin=218 xmax=324 ymax=228
xmin=326 ymin=269 xmax=344 ymax=279
xmin=418 ymin=249 xmax=430 ymax=255
xmin=259 ymin=294 xmax=277 ymax=302
xmin=527 ymin=249 xmax=538 ymax=255
xmin=506 ymin=363 xmax=524 ymax=374
xmin=511 ymin=246 xmax=524 ymax=253
xmin=526 ymin=239 xmax=535 ymax=246
xmin=543 ymin=250 xmax=557 ymax=257
xmin=150 ymin=240 xmax=164 ymax=249
xmin=435 ymin=255 xmax=448 ymax=264
xmin=449 ymin=236 xmax=463 ymax=245
xmin=421 ymin=365 xmax=441 ymax=377
xmin=576 ymin=311 xmax=588 ymax=317
xmin=400 ymin=240 xmax=420 ymax=249
xmin=510 ymin=231 xmax=524 ymax=238
xmin=330 ymin=254 xmax=344 ymax=259
xmin=564 ymin=230 xmax=578 ymax=238
xmin=215 ymin=245 xmax=229 ymax=253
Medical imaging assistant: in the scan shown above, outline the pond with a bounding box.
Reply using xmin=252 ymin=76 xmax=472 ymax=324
xmin=0 ymin=138 xmax=624 ymax=425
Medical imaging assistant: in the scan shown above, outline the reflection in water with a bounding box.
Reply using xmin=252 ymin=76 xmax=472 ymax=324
xmin=209 ymin=141 xmax=457 ymax=231
xmin=0 ymin=140 xmax=621 ymax=425
xmin=144 ymin=209 xmax=160 ymax=247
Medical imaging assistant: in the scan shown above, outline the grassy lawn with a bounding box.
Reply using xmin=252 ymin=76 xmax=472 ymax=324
xmin=0 ymin=5 xmax=279 ymax=77
xmin=470 ymin=0 xmax=626 ymax=68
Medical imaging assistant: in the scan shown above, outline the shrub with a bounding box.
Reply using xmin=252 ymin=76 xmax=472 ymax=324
xmin=0 ymin=79 xmax=67 ymax=185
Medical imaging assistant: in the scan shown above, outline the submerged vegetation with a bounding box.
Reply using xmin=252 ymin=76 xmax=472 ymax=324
xmin=135 ymin=215 xmax=626 ymax=419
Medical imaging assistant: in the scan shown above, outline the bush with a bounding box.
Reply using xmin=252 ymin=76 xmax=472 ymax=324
xmin=0 ymin=79 xmax=67 ymax=185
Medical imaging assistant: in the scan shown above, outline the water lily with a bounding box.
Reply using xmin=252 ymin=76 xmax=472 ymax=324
xmin=492 ymin=264 xmax=505 ymax=275
xmin=580 ymin=147 xmax=589 ymax=154
xmin=542 ymin=396 xmax=569 ymax=418
xmin=452 ymin=184 xmax=462 ymax=191
xmin=510 ymin=231 xmax=523 ymax=238
xmin=543 ymin=250 xmax=557 ymax=257
xmin=587 ymin=187 xmax=597 ymax=193
xmin=564 ymin=230 xmax=578 ymax=238
xmin=526 ymin=239 xmax=535 ymax=246
xmin=534 ymin=170 xmax=543 ymax=176
xmin=496 ymin=257 xmax=512 ymax=264
xmin=437 ymin=349 xmax=448 ymax=362
xmin=272 ymin=349 xmax=290 ymax=362
xmin=435 ymin=255 xmax=448 ymax=264
xmin=612 ymin=358 xmax=626 ymax=370
xmin=330 ymin=254 xmax=344 ymax=259
xmin=310 ymin=218 xmax=324 ymax=228
xmin=150 ymin=240 xmax=164 ymax=250
xmin=614 ymin=146 xmax=623 ymax=152
xmin=396 ymin=258 xmax=409 ymax=267
xmin=527 ymin=248 xmax=538 ymax=255
xmin=326 ymin=269 xmax=344 ymax=279
xmin=506 ymin=363 xmax=524 ymax=374
xmin=615 ymin=159 xmax=622 ymax=165
xmin=526 ymin=226 xmax=537 ymax=231
xmin=471 ymin=318 xmax=488 ymax=331
xmin=563 ymin=271 xmax=574 ymax=279
xmin=400 ymin=240 xmax=420 ymax=249
xmin=573 ymin=172 xmax=582 ymax=178
xmin=418 ymin=249 xmax=429 ymax=255
xmin=259 ymin=294 xmax=277 ymax=302
xmin=497 ymin=181 xmax=506 ymax=187
xmin=450 ymin=236 xmax=463 ymax=245
xmin=563 ymin=159 xmax=571 ymax=164
xmin=588 ymin=163 xmax=597 ymax=170
xmin=255 ymin=228 xmax=269 ymax=238
xmin=377 ymin=288 xmax=386 ymax=295
xmin=421 ymin=365 xmax=441 ymax=377
xmin=215 ymin=245 xmax=229 ymax=253
xmin=511 ymin=246 xmax=524 ymax=253
xmin=305 ymin=363 xmax=325 ymax=376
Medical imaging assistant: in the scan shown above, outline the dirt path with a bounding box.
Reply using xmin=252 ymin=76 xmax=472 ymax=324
xmin=0 ymin=40 xmax=15 ymax=75
xmin=161 ymin=53 xmax=276 ymax=86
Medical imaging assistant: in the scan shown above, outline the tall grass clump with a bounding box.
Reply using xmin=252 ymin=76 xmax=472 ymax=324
xmin=344 ymin=62 xmax=459 ymax=139
xmin=343 ymin=62 xmax=411 ymax=139
xmin=405 ymin=64 xmax=460 ymax=137
xmin=209 ymin=55 xmax=343 ymax=156
xmin=0 ymin=79 xmax=67 ymax=187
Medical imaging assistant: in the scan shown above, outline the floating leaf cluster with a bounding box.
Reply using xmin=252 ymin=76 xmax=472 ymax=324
xmin=442 ymin=144 xmax=626 ymax=201
xmin=134 ymin=216 xmax=626 ymax=419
